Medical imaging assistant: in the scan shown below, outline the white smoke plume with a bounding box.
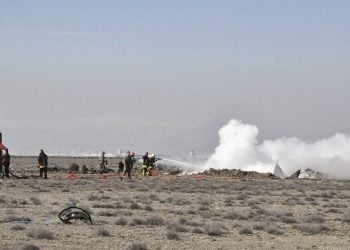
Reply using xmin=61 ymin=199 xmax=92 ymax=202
xmin=204 ymin=119 xmax=350 ymax=178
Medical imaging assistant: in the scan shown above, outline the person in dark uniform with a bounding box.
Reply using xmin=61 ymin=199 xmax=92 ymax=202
xmin=38 ymin=149 xmax=48 ymax=179
xmin=148 ymin=154 xmax=156 ymax=176
xmin=99 ymin=151 xmax=107 ymax=174
xmin=118 ymin=161 xmax=124 ymax=173
xmin=2 ymin=149 xmax=11 ymax=178
xmin=123 ymin=151 xmax=133 ymax=179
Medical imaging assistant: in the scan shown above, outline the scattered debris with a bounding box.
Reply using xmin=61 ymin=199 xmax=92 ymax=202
xmin=288 ymin=170 xmax=301 ymax=179
xmin=59 ymin=207 xmax=93 ymax=225
xmin=273 ymin=163 xmax=287 ymax=178
xmin=69 ymin=164 xmax=80 ymax=172
xmin=80 ymin=165 xmax=89 ymax=174
xmin=200 ymin=168 xmax=275 ymax=178
xmin=288 ymin=168 xmax=330 ymax=179
xmin=298 ymin=168 xmax=328 ymax=179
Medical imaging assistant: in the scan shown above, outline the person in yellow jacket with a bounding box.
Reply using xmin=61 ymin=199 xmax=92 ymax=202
xmin=142 ymin=152 xmax=150 ymax=176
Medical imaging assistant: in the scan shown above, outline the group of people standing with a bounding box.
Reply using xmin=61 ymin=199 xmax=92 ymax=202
xmin=3 ymin=148 xmax=156 ymax=180
xmin=114 ymin=151 xmax=156 ymax=179
xmin=1 ymin=149 xmax=48 ymax=179
xmin=100 ymin=150 xmax=135 ymax=179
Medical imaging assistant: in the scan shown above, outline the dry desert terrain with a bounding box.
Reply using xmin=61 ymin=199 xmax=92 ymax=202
xmin=0 ymin=156 xmax=350 ymax=250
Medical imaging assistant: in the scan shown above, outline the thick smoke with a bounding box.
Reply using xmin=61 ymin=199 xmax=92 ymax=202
xmin=204 ymin=119 xmax=350 ymax=178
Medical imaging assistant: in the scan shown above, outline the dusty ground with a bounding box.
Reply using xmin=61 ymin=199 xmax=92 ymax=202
xmin=0 ymin=157 xmax=350 ymax=250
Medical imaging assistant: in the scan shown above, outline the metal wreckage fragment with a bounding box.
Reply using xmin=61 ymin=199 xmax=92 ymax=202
xmin=59 ymin=207 xmax=93 ymax=225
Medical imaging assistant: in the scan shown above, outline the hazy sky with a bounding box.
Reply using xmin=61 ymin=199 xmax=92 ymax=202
xmin=1 ymin=1 xmax=350 ymax=155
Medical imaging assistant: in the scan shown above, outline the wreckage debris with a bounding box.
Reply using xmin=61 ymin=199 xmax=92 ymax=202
xmin=201 ymin=168 xmax=275 ymax=178
xmin=59 ymin=207 xmax=93 ymax=225
xmin=273 ymin=163 xmax=287 ymax=178
xmin=288 ymin=168 xmax=329 ymax=179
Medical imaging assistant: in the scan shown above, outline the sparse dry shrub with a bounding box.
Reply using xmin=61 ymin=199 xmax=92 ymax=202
xmin=166 ymin=230 xmax=180 ymax=240
xmin=121 ymin=211 xmax=133 ymax=217
xmin=27 ymin=228 xmax=54 ymax=240
xmin=199 ymin=200 xmax=210 ymax=206
xmin=167 ymin=221 xmax=188 ymax=233
xmin=127 ymin=243 xmax=148 ymax=250
xmin=321 ymin=192 xmax=334 ymax=199
xmin=253 ymin=221 xmax=284 ymax=235
xmin=192 ymin=227 xmax=204 ymax=234
xmin=129 ymin=217 xmax=145 ymax=226
xmin=165 ymin=197 xmax=173 ymax=203
xmin=97 ymin=210 xmax=118 ymax=217
xmin=253 ymin=223 xmax=265 ymax=231
xmin=122 ymin=197 xmax=132 ymax=203
xmin=178 ymin=217 xmax=188 ymax=225
xmin=11 ymin=224 xmax=26 ymax=230
xmin=266 ymin=225 xmax=284 ymax=235
xmin=205 ymin=221 xmax=224 ymax=236
xmin=342 ymin=210 xmax=350 ymax=222
xmin=148 ymin=194 xmax=159 ymax=201
xmin=115 ymin=202 xmax=124 ymax=209
xmin=223 ymin=212 xmax=239 ymax=220
xmin=100 ymin=195 xmax=111 ymax=200
xmin=87 ymin=194 xmax=99 ymax=201
xmin=251 ymin=204 xmax=260 ymax=210
xmin=115 ymin=216 xmax=128 ymax=225
xmin=238 ymin=227 xmax=253 ymax=235
xmin=304 ymin=196 xmax=315 ymax=202
xmin=328 ymin=203 xmax=347 ymax=208
xmin=281 ymin=216 xmax=298 ymax=224
xmin=326 ymin=208 xmax=341 ymax=214
xmin=129 ymin=202 xmax=141 ymax=209
xmin=20 ymin=200 xmax=28 ymax=205
xmin=30 ymin=197 xmax=42 ymax=205
xmin=22 ymin=244 xmax=40 ymax=250
xmin=174 ymin=210 xmax=184 ymax=215
xmin=247 ymin=199 xmax=259 ymax=206
xmin=236 ymin=194 xmax=247 ymax=200
xmin=97 ymin=227 xmax=111 ymax=237
xmin=3 ymin=215 xmax=31 ymax=223
xmin=145 ymin=215 xmax=165 ymax=226
xmin=224 ymin=201 xmax=233 ymax=207
xmin=187 ymin=208 xmax=197 ymax=215
xmin=306 ymin=214 xmax=325 ymax=224
xmin=198 ymin=205 xmax=210 ymax=211
xmin=144 ymin=205 xmax=153 ymax=211
xmin=93 ymin=203 xmax=115 ymax=209
xmin=294 ymin=223 xmax=329 ymax=234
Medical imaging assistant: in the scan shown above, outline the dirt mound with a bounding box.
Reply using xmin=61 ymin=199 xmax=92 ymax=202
xmin=200 ymin=168 xmax=275 ymax=179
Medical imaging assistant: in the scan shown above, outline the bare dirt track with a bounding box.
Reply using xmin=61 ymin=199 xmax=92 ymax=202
xmin=1 ymin=157 xmax=350 ymax=250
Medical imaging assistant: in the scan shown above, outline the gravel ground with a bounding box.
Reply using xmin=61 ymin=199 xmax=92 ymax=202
xmin=0 ymin=157 xmax=350 ymax=249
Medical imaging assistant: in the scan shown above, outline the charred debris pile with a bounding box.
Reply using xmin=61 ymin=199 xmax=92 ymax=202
xmin=200 ymin=168 xmax=275 ymax=179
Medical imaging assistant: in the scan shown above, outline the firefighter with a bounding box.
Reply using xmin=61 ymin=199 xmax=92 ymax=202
xmin=142 ymin=152 xmax=150 ymax=176
xmin=148 ymin=154 xmax=156 ymax=176
xmin=123 ymin=151 xmax=133 ymax=179
xmin=38 ymin=149 xmax=48 ymax=179
xmin=118 ymin=161 xmax=124 ymax=173
xmin=2 ymin=149 xmax=10 ymax=178
xmin=99 ymin=151 xmax=107 ymax=174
